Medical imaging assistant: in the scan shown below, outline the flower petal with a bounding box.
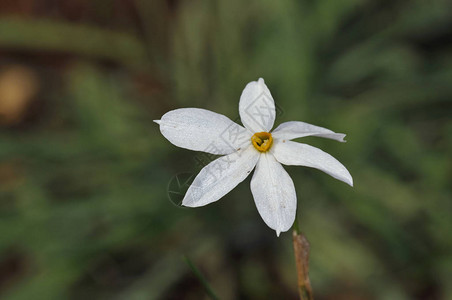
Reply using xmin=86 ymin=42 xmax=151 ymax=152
xmin=182 ymin=146 xmax=259 ymax=207
xmin=239 ymin=78 xmax=276 ymax=133
xmin=272 ymin=121 xmax=346 ymax=142
xmin=272 ymin=140 xmax=353 ymax=186
xmin=156 ymin=108 xmax=251 ymax=155
xmin=251 ymin=153 xmax=297 ymax=236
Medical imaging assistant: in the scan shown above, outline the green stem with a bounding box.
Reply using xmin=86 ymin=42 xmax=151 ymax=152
xmin=293 ymin=211 xmax=301 ymax=234
xmin=184 ymin=255 xmax=219 ymax=300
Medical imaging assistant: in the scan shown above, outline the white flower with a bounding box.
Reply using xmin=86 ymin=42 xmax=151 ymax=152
xmin=155 ymin=78 xmax=353 ymax=236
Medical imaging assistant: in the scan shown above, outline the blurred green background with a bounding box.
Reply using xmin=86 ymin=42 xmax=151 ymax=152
xmin=0 ymin=0 xmax=451 ymax=299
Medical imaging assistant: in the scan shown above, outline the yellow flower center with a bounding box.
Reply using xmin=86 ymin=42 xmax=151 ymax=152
xmin=251 ymin=132 xmax=273 ymax=152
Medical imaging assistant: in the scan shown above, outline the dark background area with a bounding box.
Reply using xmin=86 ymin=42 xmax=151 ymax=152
xmin=0 ymin=0 xmax=451 ymax=299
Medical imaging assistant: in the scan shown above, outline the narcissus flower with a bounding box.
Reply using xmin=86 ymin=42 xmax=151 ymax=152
xmin=155 ymin=78 xmax=353 ymax=236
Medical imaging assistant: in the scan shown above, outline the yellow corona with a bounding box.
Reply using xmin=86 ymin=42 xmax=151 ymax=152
xmin=251 ymin=132 xmax=273 ymax=152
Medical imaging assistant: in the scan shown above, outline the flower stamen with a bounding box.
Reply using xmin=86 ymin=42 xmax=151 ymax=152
xmin=251 ymin=132 xmax=273 ymax=152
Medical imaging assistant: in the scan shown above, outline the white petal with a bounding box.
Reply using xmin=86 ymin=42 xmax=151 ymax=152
xmin=157 ymin=108 xmax=252 ymax=155
xmin=272 ymin=121 xmax=346 ymax=142
xmin=239 ymin=78 xmax=276 ymax=133
xmin=251 ymin=153 xmax=297 ymax=236
xmin=182 ymin=146 xmax=259 ymax=207
xmin=272 ymin=141 xmax=353 ymax=186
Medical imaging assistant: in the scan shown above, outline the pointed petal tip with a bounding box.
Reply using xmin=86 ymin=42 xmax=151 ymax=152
xmin=181 ymin=199 xmax=196 ymax=208
xmin=181 ymin=196 xmax=193 ymax=207
xmin=153 ymin=120 xmax=161 ymax=125
xmin=256 ymin=78 xmax=266 ymax=88
xmin=276 ymin=230 xmax=281 ymax=237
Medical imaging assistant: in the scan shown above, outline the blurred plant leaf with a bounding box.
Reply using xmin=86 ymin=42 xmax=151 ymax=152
xmin=0 ymin=18 xmax=148 ymax=69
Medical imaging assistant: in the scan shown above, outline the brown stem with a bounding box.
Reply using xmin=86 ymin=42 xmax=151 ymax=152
xmin=292 ymin=218 xmax=314 ymax=300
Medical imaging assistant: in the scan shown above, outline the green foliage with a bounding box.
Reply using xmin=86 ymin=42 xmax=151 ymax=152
xmin=0 ymin=0 xmax=451 ymax=299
